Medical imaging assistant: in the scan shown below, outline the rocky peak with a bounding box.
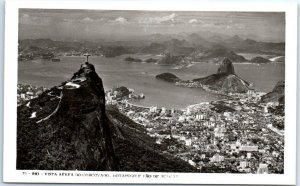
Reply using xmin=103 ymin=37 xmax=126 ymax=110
xmin=261 ymin=80 xmax=285 ymax=104
xmin=17 ymin=62 xmax=118 ymax=170
xmin=272 ymin=80 xmax=285 ymax=92
xmin=217 ymin=57 xmax=235 ymax=75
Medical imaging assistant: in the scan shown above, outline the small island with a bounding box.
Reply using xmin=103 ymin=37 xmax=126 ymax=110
xmin=124 ymin=56 xmax=142 ymax=62
xmin=156 ymin=72 xmax=181 ymax=83
xmin=144 ymin=58 xmax=158 ymax=63
xmin=250 ymin=56 xmax=271 ymax=64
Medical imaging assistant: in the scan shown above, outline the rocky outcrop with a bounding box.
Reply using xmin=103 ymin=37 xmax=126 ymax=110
xmin=261 ymin=80 xmax=285 ymax=103
xmin=193 ymin=58 xmax=251 ymax=94
xmin=157 ymin=58 xmax=251 ymax=94
xmin=124 ymin=56 xmax=142 ymax=62
xmin=17 ymin=62 xmax=197 ymax=172
xmin=217 ymin=57 xmax=235 ymax=74
xmin=17 ymin=62 xmax=118 ymax=170
xmin=250 ymin=56 xmax=270 ymax=64
xmin=112 ymin=86 xmax=130 ymax=97
xmin=156 ymin=73 xmax=181 ymax=82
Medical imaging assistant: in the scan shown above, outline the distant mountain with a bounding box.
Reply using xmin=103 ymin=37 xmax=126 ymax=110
xmin=140 ymin=39 xmax=195 ymax=56
xmin=17 ymin=61 xmax=196 ymax=172
xmin=199 ymin=46 xmax=248 ymax=62
xmin=139 ymin=42 xmax=166 ymax=54
xmin=157 ymin=53 xmax=184 ymax=66
xmin=100 ymin=46 xmax=135 ymax=57
xmin=185 ymin=33 xmax=213 ymax=48
xmin=225 ymin=35 xmax=244 ymax=44
xmin=18 ymin=34 xmax=285 ymax=60
xmin=219 ymin=35 xmax=285 ymax=55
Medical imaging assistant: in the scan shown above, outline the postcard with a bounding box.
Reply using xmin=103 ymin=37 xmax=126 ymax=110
xmin=3 ymin=0 xmax=297 ymax=184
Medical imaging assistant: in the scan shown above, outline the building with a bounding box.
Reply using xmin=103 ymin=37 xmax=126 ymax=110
xmin=20 ymin=93 xmax=25 ymax=99
xmin=178 ymin=116 xmax=186 ymax=122
xmin=185 ymin=139 xmax=192 ymax=146
xmin=185 ymin=108 xmax=191 ymax=115
xmin=239 ymin=161 xmax=249 ymax=169
xmin=240 ymin=145 xmax=258 ymax=152
xmin=264 ymin=106 xmax=269 ymax=113
xmin=150 ymin=106 xmax=157 ymax=113
xmin=196 ymin=114 xmax=205 ymax=121
xmin=161 ymin=107 xmax=166 ymax=114
xmin=257 ymin=163 xmax=268 ymax=174
xmin=247 ymin=89 xmax=255 ymax=97
xmin=26 ymin=91 xmax=33 ymax=96
xmin=214 ymin=126 xmax=226 ymax=138
xmin=210 ymin=154 xmax=224 ymax=163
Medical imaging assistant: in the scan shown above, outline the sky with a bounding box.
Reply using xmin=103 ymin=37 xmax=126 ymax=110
xmin=19 ymin=9 xmax=285 ymax=42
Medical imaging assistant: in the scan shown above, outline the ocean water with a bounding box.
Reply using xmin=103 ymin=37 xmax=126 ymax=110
xmin=18 ymin=55 xmax=285 ymax=109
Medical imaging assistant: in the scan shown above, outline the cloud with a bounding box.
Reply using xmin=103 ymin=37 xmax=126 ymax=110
xmin=140 ymin=13 xmax=177 ymax=24
xmin=188 ymin=18 xmax=205 ymax=25
xmin=20 ymin=13 xmax=52 ymax=26
xmin=82 ymin=17 xmax=94 ymax=22
xmin=22 ymin=14 xmax=30 ymax=18
xmin=188 ymin=19 xmax=198 ymax=24
xmin=111 ymin=16 xmax=128 ymax=24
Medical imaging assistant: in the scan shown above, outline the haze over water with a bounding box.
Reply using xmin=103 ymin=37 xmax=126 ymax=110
xmin=18 ymin=56 xmax=284 ymax=109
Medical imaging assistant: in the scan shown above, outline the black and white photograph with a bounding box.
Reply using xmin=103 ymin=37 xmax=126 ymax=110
xmin=3 ymin=1 xmax=297 ymax=185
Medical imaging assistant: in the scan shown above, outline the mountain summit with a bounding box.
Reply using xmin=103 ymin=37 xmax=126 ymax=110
xmin=17 ymin=62 xmax=118 ymax=170
xmin=193 ymin=58 xmax=251 ymax=94
xmin=17 ymin=62 xmax=196 ymax=172
xmin=217 ymin=57 xmax=235 ymax=74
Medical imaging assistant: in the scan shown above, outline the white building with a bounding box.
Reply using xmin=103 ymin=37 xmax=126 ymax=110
xmin=188 ymin=160 xmax=196 ymax=166
xmin=178 ymin=116 xmax=186 ymax=122
xmin=185 ymin=139 xmax=192 ymax=146
xmin=210 ymin=154 xmax=224 ymax=163
xmin=161 ymin=107 xmax=166 ymax=114
xmin=247 ymin=89 xmax=255 ymax=97
xmin=185 ymin=108 xmax=191 ymax=115
xmin=21 ymin=93 xmax=25 ymax=99
xmin=240 ymin=145 xmax=258 ymax=152
xmin=240 ymin=161 xmax=248 ymax=169
xmin=264 ymin=106 xmax=269 ymax=113
xmin=171 ymin=108 xmax=175 ymax=115
xmin=257 ymin=163 xmax=268 ymax=174
xmin=127 ymin=111 xmax=135 ymax=117
xmin=196 ymin=114 xmax=205 ymax=121
xmin=150 ymin=106 xmax=157 ymax=113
